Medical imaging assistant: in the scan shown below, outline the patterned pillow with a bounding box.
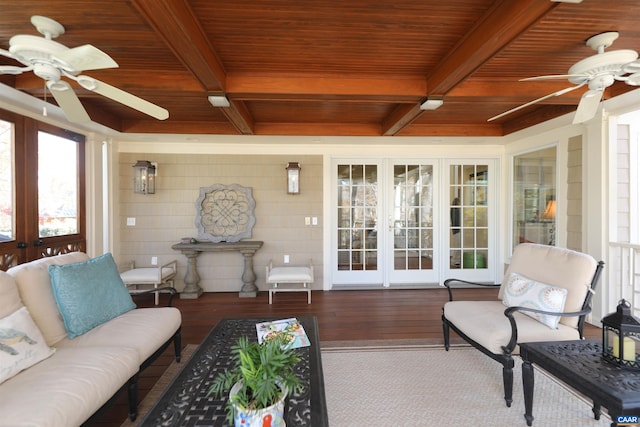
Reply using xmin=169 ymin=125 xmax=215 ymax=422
xmin=0 ymin=306 xmax=55 ymax=384
xmin=49 ymin=253 xmax=136 ymax=339
xmin=502 ymin=272 xmax=568 ymax=329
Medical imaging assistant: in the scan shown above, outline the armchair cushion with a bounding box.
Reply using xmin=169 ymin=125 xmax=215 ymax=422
xmin=502 ymin=272 xmax=568 ymax=329
xmin=443 ymin=300 xmax=581 ymax=354
xmin=498 ymin=243 xmax=597 ymax=328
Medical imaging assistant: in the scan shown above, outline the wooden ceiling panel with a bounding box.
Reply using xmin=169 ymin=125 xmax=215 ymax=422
xmin=191 ymin=0 xmax=495 ymax=76
xmin=0 ymin=0 xmax=638 ymax=136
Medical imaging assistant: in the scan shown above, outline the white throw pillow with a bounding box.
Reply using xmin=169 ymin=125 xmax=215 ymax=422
xmin=0 ymin=306 xmax=55 ymax=384
xmin=502 ymin=272 xmax=568 ymax=329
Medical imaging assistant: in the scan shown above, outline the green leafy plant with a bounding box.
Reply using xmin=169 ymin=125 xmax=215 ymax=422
xmin=208 ymin=333 xmax=303 ymax=421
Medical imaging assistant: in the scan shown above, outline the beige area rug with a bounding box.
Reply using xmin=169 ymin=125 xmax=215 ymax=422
xmin=322 ymin=345 xmax=611 ymax=427
xmin=123 ymin=343 xmax=611 ymax=427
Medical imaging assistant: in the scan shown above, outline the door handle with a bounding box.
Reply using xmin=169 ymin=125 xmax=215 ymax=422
xmin=17 ymin=242 xmax=28 ymax=249
xmin=33 ymin=239 xmax=43 ymax=247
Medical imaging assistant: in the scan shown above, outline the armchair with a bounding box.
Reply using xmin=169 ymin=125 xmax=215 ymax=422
xmin=442 ymin=243 xmax=604 ymax=407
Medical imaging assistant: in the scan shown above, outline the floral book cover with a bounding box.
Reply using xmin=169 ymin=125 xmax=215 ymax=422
xmin=256 ymin=317 xmax=310 ymax=349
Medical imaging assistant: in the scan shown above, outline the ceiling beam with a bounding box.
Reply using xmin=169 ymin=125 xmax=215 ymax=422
xmin=382 ymin=0 xmax=560 ymax=135
xmin=131 ymin=0 xmax=255 ymax=134
xmin=226 ymin=74 xmax=425 ymax=102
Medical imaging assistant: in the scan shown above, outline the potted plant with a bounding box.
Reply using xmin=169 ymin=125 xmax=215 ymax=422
xmin=208 ymin=333 xmax=303 ymax=426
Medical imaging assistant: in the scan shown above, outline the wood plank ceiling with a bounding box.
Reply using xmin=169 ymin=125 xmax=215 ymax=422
xmin=0 ymin=0 xmax=638 ymax=137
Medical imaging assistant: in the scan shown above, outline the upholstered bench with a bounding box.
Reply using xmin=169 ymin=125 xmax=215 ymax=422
xmin=266 ymin=260 xmax=313 ymax=304
xmin=120 ymin=260 xmax=177 ymax=305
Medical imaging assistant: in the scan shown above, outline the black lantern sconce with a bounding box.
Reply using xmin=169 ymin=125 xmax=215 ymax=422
xmin=601 ymin=299 xmax=640 ymax=370
xmin=133 ymin=160 xmax=156 ymax=195
xmin=286 ymin=162 xmax=301 ymax=194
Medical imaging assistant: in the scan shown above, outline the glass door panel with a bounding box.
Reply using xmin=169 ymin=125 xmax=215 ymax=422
xmin=388 ymin=162 xmax=437 ymax=284
xmin=447 ymin=162 xmax=493 ymax=281
xmin=335 ymin=162 xmax=382 ymax=285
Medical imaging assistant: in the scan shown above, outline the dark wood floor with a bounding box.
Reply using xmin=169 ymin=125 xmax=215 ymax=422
xmin=88 ymin=288 xmax=602 ymax=426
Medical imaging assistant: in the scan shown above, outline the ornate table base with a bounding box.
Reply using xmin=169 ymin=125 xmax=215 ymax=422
xmin=520 ymin=340 xmax=640 ymax=427
xmin=138 ymin=317 xmax=328 ymax=426
xmin=171 ymin=241 xmax=263 ymax=298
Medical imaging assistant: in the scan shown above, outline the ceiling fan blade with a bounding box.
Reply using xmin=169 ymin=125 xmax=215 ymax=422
xmin=76 ymin=75 xmax=168 ymax=120
xmin=572 ymin=89 xmax=604 ymax=124
xmin=521 ymin=74 xmax=589 ymax=82
xmin=46 ymin=80 xmax=91 ymax=123
xmin=53 ymin=44 xmax=118 ymax=72
xmin=488 ymin=84 xmax=584 ymax=122
xmin=0 ymin=65 xmax=31 ymax=75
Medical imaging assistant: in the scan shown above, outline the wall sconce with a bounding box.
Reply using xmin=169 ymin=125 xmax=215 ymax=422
xmin=133 ymin=160 xmax=156 ymax=194
xmin=286 ymin=162 xmax=301 ymax=194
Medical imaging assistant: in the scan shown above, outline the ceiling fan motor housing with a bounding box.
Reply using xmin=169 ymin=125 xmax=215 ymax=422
xmin=33 ymin=62 xmax=61 ymax=82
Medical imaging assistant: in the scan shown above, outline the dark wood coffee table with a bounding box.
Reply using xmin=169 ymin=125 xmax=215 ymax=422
xmin=520 ymin=340 xmax=640 ymax=427
xmin=139 ymin=316 xmax=328 ymax=426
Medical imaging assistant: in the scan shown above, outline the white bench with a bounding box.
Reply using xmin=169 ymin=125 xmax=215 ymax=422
xmin=120 ymin=260 xmax=177 ymax=305
xmin=266 ymin=260 xmax=313 ymax=304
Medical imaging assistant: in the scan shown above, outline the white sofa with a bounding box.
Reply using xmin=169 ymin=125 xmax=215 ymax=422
xmin=0 ymin=252 xmax=182 ymax=427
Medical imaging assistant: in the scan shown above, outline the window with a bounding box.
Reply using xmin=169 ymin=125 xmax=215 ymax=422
xmin=38 ymin=131 xmax=79 ymax=237
xmin=0 ymin=110 xmax=85 ymax=270
xmin=0 ymin=120 xmax=13 ymax=242
xmin=512 ymin=147 xmax=557 ymax=250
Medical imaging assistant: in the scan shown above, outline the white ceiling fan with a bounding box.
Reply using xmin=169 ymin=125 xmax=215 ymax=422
xmin=0 ymin=15 xmax=168 ymax=123
xmin=489 ymin=32 xmax=640 ymax=124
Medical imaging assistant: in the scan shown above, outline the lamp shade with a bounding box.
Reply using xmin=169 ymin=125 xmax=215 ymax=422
xmin=541 ymin=199 xmax=556 ymax=220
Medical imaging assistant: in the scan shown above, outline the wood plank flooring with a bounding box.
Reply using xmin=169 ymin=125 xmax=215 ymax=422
xmin=87 ymin=288 xmax=601 ymax=426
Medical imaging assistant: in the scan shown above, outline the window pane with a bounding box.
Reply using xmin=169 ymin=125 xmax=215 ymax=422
xmin=0 ymin=120 xmax=13 ymax=241
xmin=38 ymin=131 xmax=78 ymax=237
xmin=513 ymin=147 xmax=557 ymax=249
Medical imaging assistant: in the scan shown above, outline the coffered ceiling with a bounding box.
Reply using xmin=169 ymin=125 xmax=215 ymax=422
xmin=0 ymin=0 xmax=639 ymax=137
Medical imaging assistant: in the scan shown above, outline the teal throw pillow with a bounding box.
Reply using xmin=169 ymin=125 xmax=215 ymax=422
xmin=49 ymin=253 xmax=136 ymax=339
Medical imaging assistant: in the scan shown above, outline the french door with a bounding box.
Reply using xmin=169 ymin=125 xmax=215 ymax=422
xmin=332 ymin=158 xmax=495 ymax=287
xmin=0 ymin=110 xmax=86 ymax=271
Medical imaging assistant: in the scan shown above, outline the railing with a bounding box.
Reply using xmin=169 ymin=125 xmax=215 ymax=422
xmin=608 ymin=242 xmax=640 ymax=317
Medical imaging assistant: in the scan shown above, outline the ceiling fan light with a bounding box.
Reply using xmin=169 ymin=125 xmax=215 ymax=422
xmin=208 ymin=95 xmax=230 ymax=108
xmin=420 ymin=97 xmax=444 ymax=110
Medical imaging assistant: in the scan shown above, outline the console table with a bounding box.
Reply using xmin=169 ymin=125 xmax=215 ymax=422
xmin=520 ymin=340 xmax=640 ymax=427
xmin=139 ymin=316 xmax=328 ymax=426
xmin=171 ymin=241 xmax=263 ymax=298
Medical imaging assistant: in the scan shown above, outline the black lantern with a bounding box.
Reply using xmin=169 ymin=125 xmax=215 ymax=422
xmin=601 ymin=299 xmax=640 ymax=370
xmin=133 ymin=160 xmax=156 ymax=194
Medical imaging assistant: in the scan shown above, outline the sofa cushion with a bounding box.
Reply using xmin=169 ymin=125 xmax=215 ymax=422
xmin=0 ymin=345 xmax=139 ymax=427
xmin=49 ymin=253 xmax=136 ymax=339
xmin=502 ymin=272 xmax=568 ymax=329
xmin=0 ymin=270 xmax=22 ymax=319
xmin=7 ymin=252 xmax=90 ymax=346
xmin=0 ymin=307 xmax=55 ymax=385
xmin=499 ymin=243 xmax=598 ymax=329
xmin=55 ymin=307 xmax=181 ymax=363
xmin=444 ymin=300 xmax=580 ymax=354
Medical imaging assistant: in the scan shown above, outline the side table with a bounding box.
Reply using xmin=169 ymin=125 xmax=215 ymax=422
xmin=520 ymin=340 xmax=640 ymax=427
